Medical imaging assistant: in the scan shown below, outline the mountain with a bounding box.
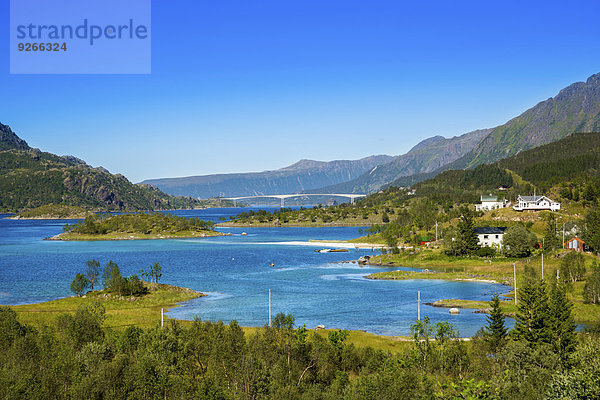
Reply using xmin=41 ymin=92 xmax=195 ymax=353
xmin=441 ymin=73 xmax=600 ymax=172
xmin=321 ymin=72 xmax=600 ymax=193
xmin=307 ymin=129 xmax=492 ymax=194
xmin=0 ymin=124 xmax=206 ymax=212
xmin=140 ymin=155 xmax=394 ymax=198
xmin=0 ymin=123 xmax=30 ymax=151
xmin=411 ymin=131 xmax=600 ymax=205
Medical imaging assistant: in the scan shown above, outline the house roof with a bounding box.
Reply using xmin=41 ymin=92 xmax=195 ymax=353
xmin=481 ymin=194 xmax=499 ymax=202
xmin=565 ymin=237 xmax=585 ymax=244
xmin=474 ymin=227 xmax=507 ymax=235
xmin=517 ymin=195 xmax=557 ymax=203
xmin=518 ymin=195 xmax=544 ymax=202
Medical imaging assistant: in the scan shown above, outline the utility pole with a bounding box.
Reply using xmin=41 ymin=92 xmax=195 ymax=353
xmin=541 ymin=253 xmax=544 ymax=280
xmin=435 ymin=221 xmax=438 ymax=242
xmin=513 ymin=263 xmax=518 ymax=306
xmin=268 ymin=289 xmax=272 ymax=327
xmin=562 ymin=223 xmax=566 ymax=249
xmin=417 ymin=291 xmax=421 ymax=321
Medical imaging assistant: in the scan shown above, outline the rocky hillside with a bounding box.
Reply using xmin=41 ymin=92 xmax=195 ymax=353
xmin=447 ymin=72 xmax=600 ymax=170
xmin=308 ymin=129 xmax=492 ymax=193
xmin=0 ymin=125 xmax=206 ymax=212
xmin=141 ymin=155 xmax=394 ymax=198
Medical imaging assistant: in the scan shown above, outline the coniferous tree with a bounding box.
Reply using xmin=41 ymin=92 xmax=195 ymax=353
xmin=456 ymin=207 xmax=479 ymax=256
xmin=483 ymin=292 xmax=508 ymax=352
xmin=512 ymin=278 xmax=551 ymax=345
xmin=548 ymin=280 xmax=576 ymax=365
xmin=583 ymin=260 xmax=600 ymax=304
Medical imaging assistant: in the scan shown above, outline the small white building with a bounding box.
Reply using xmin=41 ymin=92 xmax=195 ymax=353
xmin=474 ymin=227 xmax=507 ymax=249
xmin=475 ymin=194 xmax=506 ymax=212
xmin=513 ymin=195 xmax=560 ymax=212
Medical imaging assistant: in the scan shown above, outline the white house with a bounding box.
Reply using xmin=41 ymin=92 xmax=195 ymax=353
xmin=513 ymin=195 xmax=560 ymax=212
xmin=475 ymin=194 xmax=507 ymax=212
xmin=474 ymin=227 xmax=507 ymax=249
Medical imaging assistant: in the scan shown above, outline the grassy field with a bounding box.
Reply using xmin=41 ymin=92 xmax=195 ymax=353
xmin=363 ymin=247 xmax=600 ymax=326
xmin=11 ymin=283 xmax=204 ymax=329
xmin=10 ymin=283 xmax=412 ymax=353
xmin=51 ymin=230 xmax=226 ymax=241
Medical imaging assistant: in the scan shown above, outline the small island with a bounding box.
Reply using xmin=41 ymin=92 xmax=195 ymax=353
xmin=50 ymin=212 xmax=226 ymax=241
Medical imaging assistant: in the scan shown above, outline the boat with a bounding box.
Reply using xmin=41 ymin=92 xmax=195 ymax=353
xmin=315 ymin=249 xmax=331 ymax=253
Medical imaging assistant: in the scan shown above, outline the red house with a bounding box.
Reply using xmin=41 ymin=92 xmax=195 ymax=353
xmin=565 ymin=237 xmax=585 ymax=252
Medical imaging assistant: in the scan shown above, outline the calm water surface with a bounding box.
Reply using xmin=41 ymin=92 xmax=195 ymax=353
xmin=0 ymin=207 xmax=512 ymax=336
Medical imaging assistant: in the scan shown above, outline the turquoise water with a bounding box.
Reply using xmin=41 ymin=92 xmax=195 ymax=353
xmin=0 ymin=207 xmax=512 ymax=336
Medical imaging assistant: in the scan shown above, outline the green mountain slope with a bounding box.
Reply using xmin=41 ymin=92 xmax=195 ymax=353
xmin=452 ymin=73 xmax=600 ymax=170
xmin=413 ymin=131 xmax=600 ymax=203
xmin=0 ymin=125 xmax=207 ymax=212
xmin=347 ymin=72 xmax=600 ymax=192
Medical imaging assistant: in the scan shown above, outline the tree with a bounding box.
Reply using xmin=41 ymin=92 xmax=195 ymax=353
xmin=547 ymin=281 xmax=576 ymax=365
xmin=583 ymin=207 xmax=600 ymax=254
xmin=583 ymin=260 xmax=600 ymax=304
xmin=86 ymin=259 xmax=100 ymax=290
xmin=512 ymin=278 xmax=551 ymax=345
xmin=150 ymin=262 xmax=162 ymax=284
xmin=560 ymin=251 xmax=586 ymax=284
xmin=456 ymin=207 xmax=479 ymax=256
xmin=543 ymin=215 xmax=560 ymax=251
xmin=503 ymin=225 xmax=538 ymax=258
xmin=102 ymin=261 xmax=123 ymax=294
xmin=70 ymin=273 xmax=89 ymax=297
xmin=381 ymin=212 xmax=389 ymax=223
xmin=483 ymin=292 xmax=507 ymax=352
xmin=444 ymin=209 xmax=478 ymax=256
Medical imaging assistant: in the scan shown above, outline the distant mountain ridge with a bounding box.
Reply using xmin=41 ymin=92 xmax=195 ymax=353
xmin=307 ymin=128 xmax=492 ymax=194
xmin=0 ymin=124 xmax=205 ymax=212
xmin=341 ymin=71 xmax=600 ymax=192
xmin=141 ymin=155 xmax=394 ymax=198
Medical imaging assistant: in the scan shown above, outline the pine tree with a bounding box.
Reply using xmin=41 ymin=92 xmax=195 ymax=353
xmin=457 ymin=207 xmax=479 ymax=256
xmin=548 ymin=281 xmax=576 ymax=365
xmin=583 ymin=260 xmax=600 ymax=304
xmin=511 ymin=278 xmax=551 ymax=345
xmin=483 ymin=292 xmax=507 ymax=352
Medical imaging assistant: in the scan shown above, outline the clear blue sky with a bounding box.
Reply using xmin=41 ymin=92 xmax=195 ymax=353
xmin=2 ymin=0 xmax=600 ymax=182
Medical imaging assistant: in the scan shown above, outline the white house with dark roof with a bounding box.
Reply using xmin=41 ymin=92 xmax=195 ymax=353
xmin=513 ymin=195 xmax=560 ymax=212
xmin=475 ymin=194 xmax=506 ymax=212
xmin=474 ymin=227 xmax=507 ymax=249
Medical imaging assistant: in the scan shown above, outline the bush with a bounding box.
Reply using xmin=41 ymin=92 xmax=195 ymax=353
xmin=476 ymin=246 xmax=496 ymax=258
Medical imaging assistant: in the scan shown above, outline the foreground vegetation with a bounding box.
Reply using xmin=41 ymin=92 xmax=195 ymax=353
xmin=54 ymin=212 xmax=224 ymax=240
xmin=3 ymin=273 xmax=599 ymax=399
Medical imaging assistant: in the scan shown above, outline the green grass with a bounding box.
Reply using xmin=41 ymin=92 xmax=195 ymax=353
xmin=11 ymin=283 xmax=204 ymax=329
xmin=365 ymin=247 xmax=600 ymax=325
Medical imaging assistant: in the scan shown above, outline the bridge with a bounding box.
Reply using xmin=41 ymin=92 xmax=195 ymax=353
xmin=223 ymin=193 xmax=367 ymax=207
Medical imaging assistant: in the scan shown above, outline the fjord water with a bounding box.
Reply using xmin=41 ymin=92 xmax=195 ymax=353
xmin=0 ymin=207 xmax=511 ymax=336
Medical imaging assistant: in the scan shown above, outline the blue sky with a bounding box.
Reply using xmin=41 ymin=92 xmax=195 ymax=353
xmin=1 ymin=0 xmax=600 ymax=182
